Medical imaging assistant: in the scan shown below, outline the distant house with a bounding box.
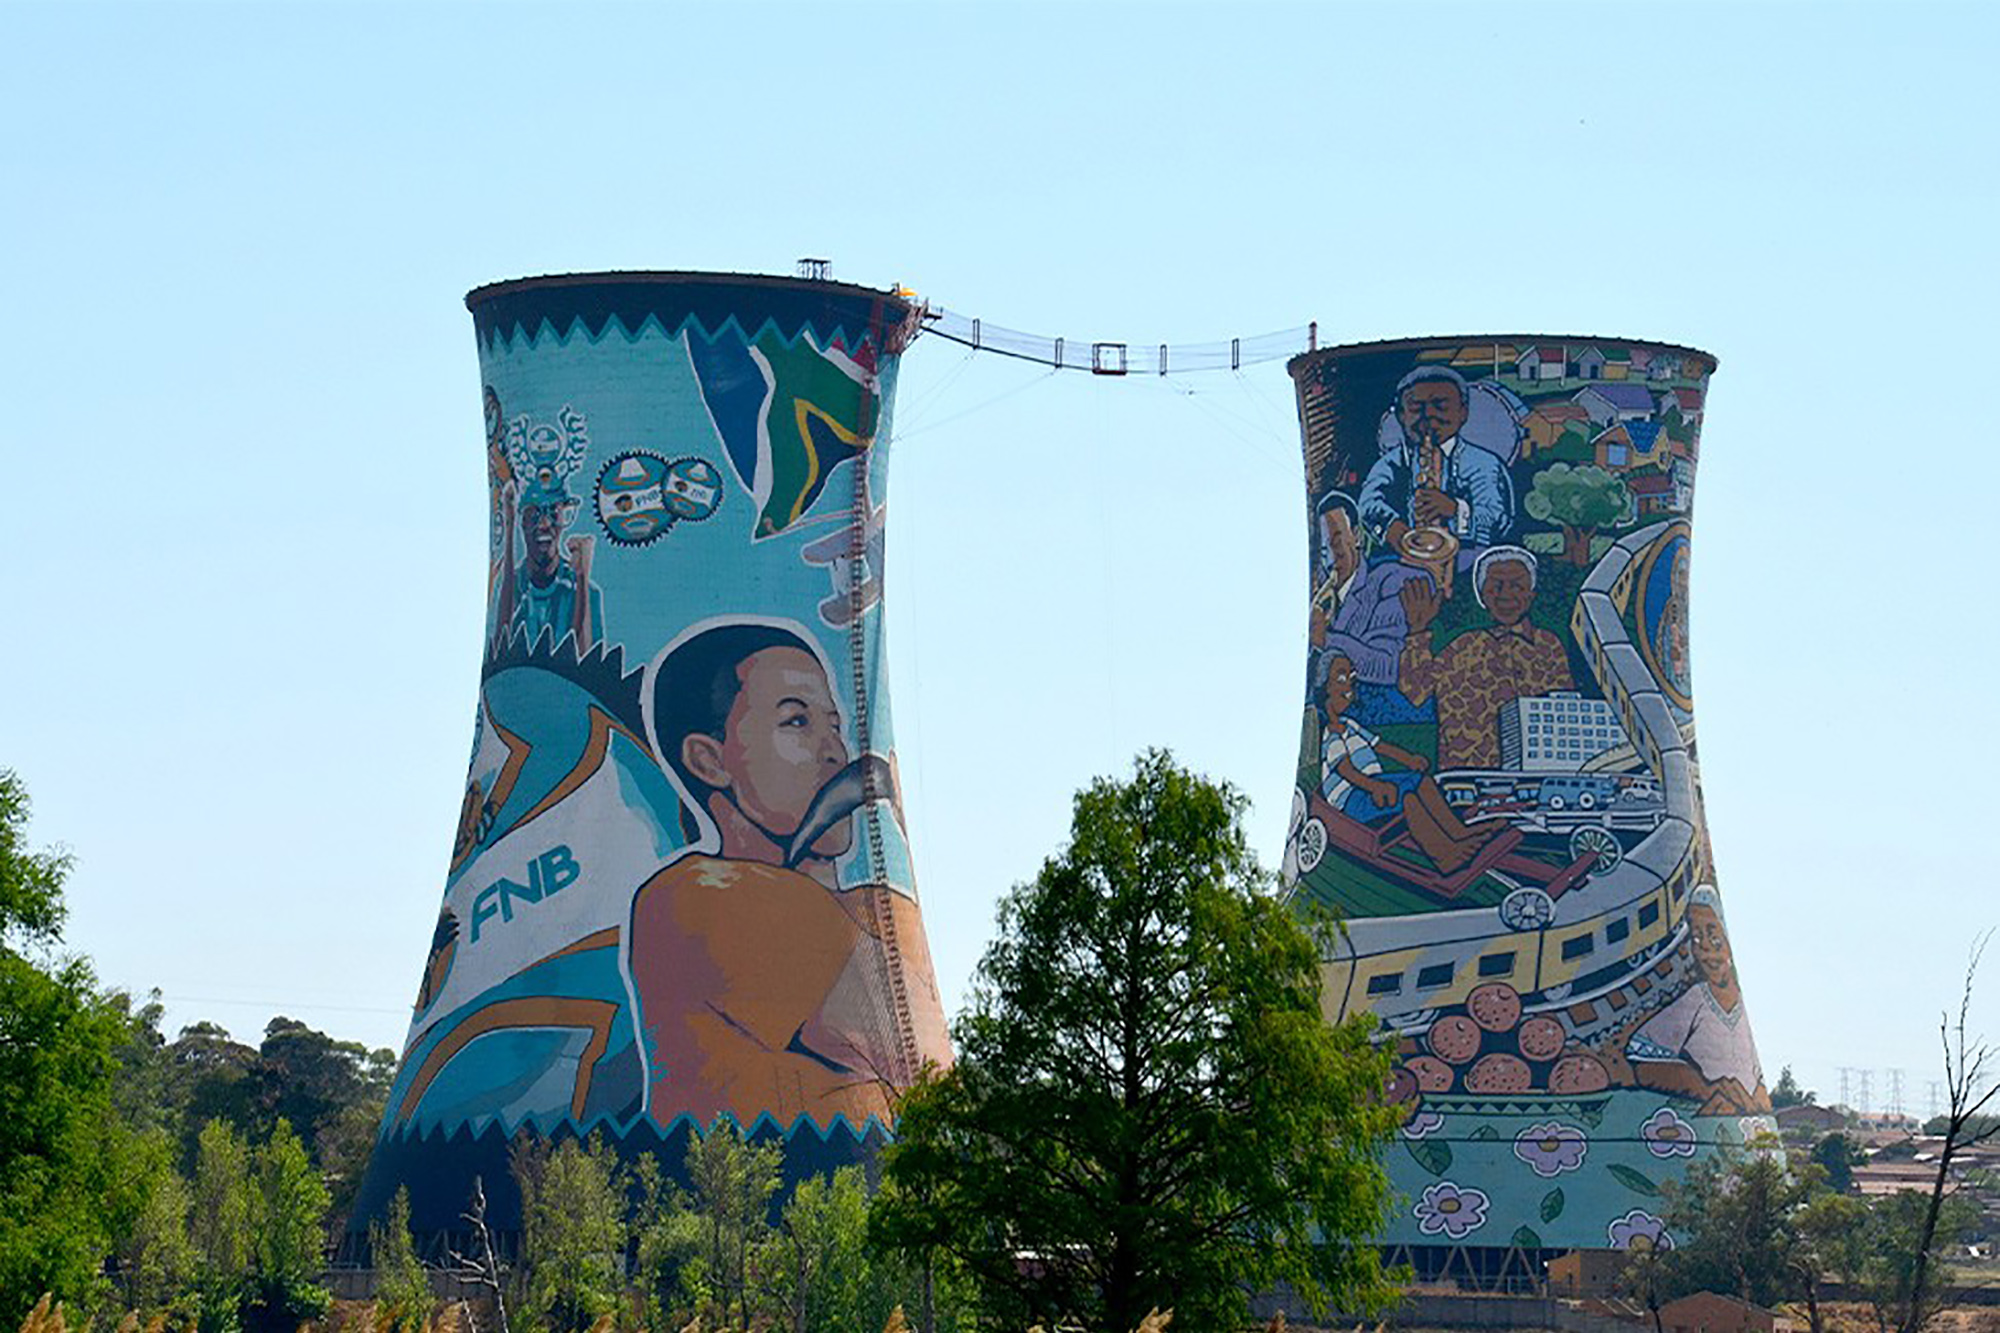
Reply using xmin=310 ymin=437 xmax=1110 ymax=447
xmin=1518 ymin=345 xmax=1568 ymax=381
xmin=1650 ymin=353 xmax=1682 ymax=381
xmin=1775 ymin=1102 xmax=1847 ymax=1134
xmin=1576 ymin=383 xmax=1657 ymax=425
xmin=1853 ymin=1159 xmax=1952 ymax=1197
xmin=1575 ymin=346 xmax=1606 ymax=380
xmin=1548 ymin=1249 xmax=1630 ymax=1299
xmin=1602 ymin=347 xmax=1634 ymax=380
xmin=1659 ymin=1292 xmax=1785 ymax=1333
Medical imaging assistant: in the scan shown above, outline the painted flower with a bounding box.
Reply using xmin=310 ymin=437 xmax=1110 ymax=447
xmin=1738 ymin=1115 xmax=1779 ymax=1146
xmin=1401 ymin=1108 xmax=1445 ymax=1140
xmin=1607 ymin=1208 xmax=1675 ymax=1252
xmin=1413 ymin=1181 xmax=1490 ymax=1240
xmin=1641 ymin=1106 xmax=1698 ymax=1159
xmin=1513 ymin=1121 xmax=1588 ymax=1177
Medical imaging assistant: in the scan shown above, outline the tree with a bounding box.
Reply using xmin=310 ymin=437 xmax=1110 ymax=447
xmin=1794 ymin=1192 xmax=1871 ymax=1333
xmin=1899 ymin=935 xmax=2000 ymax=1333
xmin=371 ymin=1188 xmax=436 ymax=1333
xmin=0 ymin=770 xmax=150 ymax=1323
xmin=872 ymin=750 xmax=1402 ymax=1333
xmin=441 ymin=1177 xmax=510 ymax=1333
xmin=111 ymin=1130 xmax=198 ymax=1321
xmin=1856 ymin=1190 xmax=1979 ymax=1333
xmin=1524 ymin=462 xmax=1630 ymax=565
xmin=253 ymin=1017 xmax=395 ymax=1169
xmin=512 ymin=1135 xmax=627 ymax=1333
xmin=631 ymin=1157 xmax=703 ymax=1333
xmin=1642 ymin=1147 xmax=1818 ymax=1310
xmin=682 ymin=1124 xmax=781 ymax=1332
xmin=1809 ymin=1133 xmax=1864 ymax=1194
xmin=1771 ymin=1065 xmax=1817 ymax=1109
xmin=247 ymin=1118 xmax=332 ymax=1332
xmin=762 ymin=1167 xmax=872 ymax=1333
xmin=189 ymin=1119 xmax=255 ymax=1333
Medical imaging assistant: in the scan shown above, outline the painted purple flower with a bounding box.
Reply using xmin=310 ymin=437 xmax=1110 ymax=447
xmin=1413 ymin=1181 xmax=1490 ymax=1239
xmin=1640 ymin=1106 xmax=1698 ymax=1159
xmin=1513 ymin=1121 xmax=1588 ymax=1177
xmin=1401 ymin=1108 xmax=1445 ymax=1140
xmin=1607 ymin=1208 xmax=1675 ymax=1252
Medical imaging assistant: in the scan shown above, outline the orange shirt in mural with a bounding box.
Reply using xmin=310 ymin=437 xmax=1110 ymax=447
xmin=628 ymin=856 xmax=949 ymax=1129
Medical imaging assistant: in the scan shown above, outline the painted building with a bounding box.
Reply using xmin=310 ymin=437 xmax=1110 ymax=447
xmin=1499 ymin=692 xmax=1631 ymax=772
xmin=349 ymin=272 xmax=951 ymax=1240
xmin=1576 ymin=383 xmax=1658 ymax=425
xmin=1284 ymin=336 xmax=1765 ymax=1276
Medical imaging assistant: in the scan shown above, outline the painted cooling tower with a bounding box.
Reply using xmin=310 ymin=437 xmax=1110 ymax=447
xmin=351 ymin=272 xmax=951 ymax=1236
xmin=1281 ymin=337 xmax=1765 ymax=1275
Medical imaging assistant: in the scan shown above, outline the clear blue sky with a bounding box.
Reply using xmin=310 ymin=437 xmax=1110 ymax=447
xmin=4 ymin=0 xmax=1995 ymax=1117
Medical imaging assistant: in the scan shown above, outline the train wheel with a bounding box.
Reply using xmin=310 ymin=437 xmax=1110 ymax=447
xmin=1569 ymin=825 xmax=1622 ymax=873
xmin=1296 ymin=818 xmax=1327 ymax=875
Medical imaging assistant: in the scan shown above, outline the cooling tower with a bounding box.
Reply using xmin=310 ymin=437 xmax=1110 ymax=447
xmin=1282 ymin=337 xmax=1765 ymax=1280
xmin=351 ymin=272 xmax=951 ymax=1237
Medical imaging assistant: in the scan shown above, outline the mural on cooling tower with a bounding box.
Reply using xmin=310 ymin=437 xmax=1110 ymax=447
xmin=1282 ymin=339 xmax=1767 ymax=1253
xmin=369 ymin=277 xmax=950 ymax=1213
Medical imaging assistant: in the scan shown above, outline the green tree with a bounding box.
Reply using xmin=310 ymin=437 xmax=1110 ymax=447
xmin=253 ymin=1018 xmax=395 ymax=1177
xmin=370 ymin=1187 xmax=435 ymax=1333
xmin=1809 ymin=1133 xmax=1864 ymax=1194
xmin=1645 ymin=1147 xmax=1819 ymax=1309
xmin=1771 ymin=1065 xmax=1816 ymax=1109
xmin=0 ymin=770 xmax=150 ymax=1322
xmin=683 ymin=1125 xmax=781 ymax=1331
xmin=189 ymin=1119 xmax=255 ymax=1333
xmin=1524 ymin=462 xmax=1630 ymax=565
xmin=513 ymin=1135 xmax=628 ymax=1333
xmin=111 ymin=1130 xmax=199 ymax=1321
xmin=1794 ymin=1192 xmax=1871 ymax=1333
xmin=762 ymin=1167 xmax=873 ymax=1333
xmin=1854 ymin=1190 xmax=1979 ymax=1333
xmin=631 ymin=1157 xmax=704 ymax=1333
xmin=247 ymin=1118 xmax=332 ymax=1332
xmin=872 ymin=750 xmax=1402 ymax=1333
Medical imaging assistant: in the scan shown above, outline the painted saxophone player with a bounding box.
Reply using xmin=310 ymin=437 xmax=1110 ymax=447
xmin=1284 ymin=337 xmax=1765 ymax=1269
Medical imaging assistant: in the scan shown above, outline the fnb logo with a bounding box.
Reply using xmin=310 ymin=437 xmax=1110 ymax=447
xmin=469 ymin=845 xmax=580 ymax=943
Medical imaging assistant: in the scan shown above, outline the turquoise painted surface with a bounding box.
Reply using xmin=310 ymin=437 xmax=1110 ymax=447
xmin=380 ymin=278 xmax=950 ymax=1151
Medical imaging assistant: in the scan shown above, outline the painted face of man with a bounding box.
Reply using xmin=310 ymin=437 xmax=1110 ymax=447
xmin=1482 ymin=560 xmax=1535 ymax=627
xmin=1398 ymin=381 xmax=1469 ymax=446
xmin=1324 ymin=506 xmax=1361 ymax=588
xmin=1689 ymin=904 xmax=1735 ymax=992
xmin=711 ymin=647 xmax=852 ymax=854
xmin=520 ymin=501 xmax=569 ymax=580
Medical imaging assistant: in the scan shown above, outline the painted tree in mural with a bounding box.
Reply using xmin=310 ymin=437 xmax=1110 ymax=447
xmin=874 ymin=751 xmax=1401 ymax=1333
xmin=1524 ymin=462 xmax=1630 ymax=565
